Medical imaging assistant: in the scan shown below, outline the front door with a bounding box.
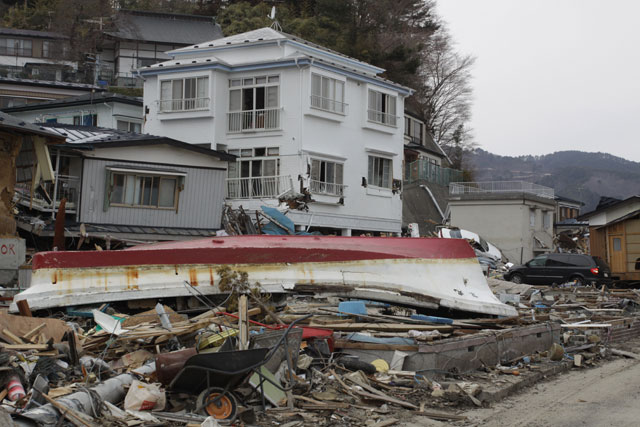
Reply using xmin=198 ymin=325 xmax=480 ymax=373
xmin=608 ymin=235 xmax=625 ymax=273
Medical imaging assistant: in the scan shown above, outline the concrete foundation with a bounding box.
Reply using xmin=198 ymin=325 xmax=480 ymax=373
xmin=344 ymin=322 xmax=562 ymax=373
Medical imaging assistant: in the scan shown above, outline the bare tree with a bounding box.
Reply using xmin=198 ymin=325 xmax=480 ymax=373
xmin=416 ymin=30 xmax=475 ymax=158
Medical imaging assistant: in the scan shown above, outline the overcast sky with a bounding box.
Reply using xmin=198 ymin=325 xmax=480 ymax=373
xmin=436 ymin=0 xmax=640 ymax=162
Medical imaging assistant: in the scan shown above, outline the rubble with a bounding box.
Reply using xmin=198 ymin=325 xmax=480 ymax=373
xmin=0 ymin=272 xmax=637 ymax=426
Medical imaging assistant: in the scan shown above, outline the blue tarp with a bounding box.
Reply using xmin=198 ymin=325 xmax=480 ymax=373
xmin=260 ymin=205 xmax=317 ymax=235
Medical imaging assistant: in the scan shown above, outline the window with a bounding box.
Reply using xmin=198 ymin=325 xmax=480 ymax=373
xmin=530 ymin=210 xmax=536 ymax=227
xmin=529 ymin=254 xmax=547 ymax=267
xmin=109 ymin=172 xmax=180 ymax=209
xmin=310 ymin=159 xmax=344 ymax=196
xmin=404 ymin=117 xmax=423 ymax=143
xmin=613 ymin=238 xmax=622 ymax=251
xmin=73 ymin=114 xmax=97 ymax=126
xmin=543 ymin=212 xmax=551 ymax=229
xmin=368 ymin=89 xmax=397 ymax=126
xmin=368 ymin=156 xmax=392 ymax=188
xmin=228 ymin=75 xmax=279 ymax=132
xmin=227 ymin=147 xmax=281 ymax=199
xmin=159 ymin=76 xmax=209 ymax=112
xmin=311 ymin=73 xmax=345 ymax=114
xmin=0 ymin=38 xmax=32 ymax=56
xmin=117 ymin=120 xmax=142 ymax=133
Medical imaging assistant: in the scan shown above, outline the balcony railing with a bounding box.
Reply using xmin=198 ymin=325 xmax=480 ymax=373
xmin=404 ymin=159 xmax=463 ymax=187
xmin=14 ymin=174 xmax=80 ymax=213
xmin=159 ymin=97 xmax=210 ymax=113
xmin=309 ymin=179 xmax=346 ymax=197
xmin=227 ymin=108 xmax=280 ymax=133
xmin=449 ymin=181 xmax=555 ymax=199
xmin=367 ymin=109 xmax=397 ymax=127
xmin=226 ymin=175 xmax=293 ymax=199
xmin=310 ymin=95 xmax=347 ymax=114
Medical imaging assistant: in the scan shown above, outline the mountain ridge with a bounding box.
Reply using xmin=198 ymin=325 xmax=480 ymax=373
xmin=468 ymin=149 xmax=640 ymax=212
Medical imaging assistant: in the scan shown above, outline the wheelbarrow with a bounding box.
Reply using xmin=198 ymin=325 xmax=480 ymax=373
xmin=169 ymin=315 xmax=311 ymax=422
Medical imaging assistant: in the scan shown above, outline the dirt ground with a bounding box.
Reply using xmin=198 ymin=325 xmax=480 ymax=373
xmin=460 ymin=343 xmax=640 ymax=427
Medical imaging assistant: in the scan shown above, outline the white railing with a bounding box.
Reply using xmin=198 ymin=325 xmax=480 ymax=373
xmin=310 ymin=95 xmax=347 ymax=114
xmin=449 ymin=181 xmax=555 ymax=199
xmin=309 ymin=179 xmax=346 ymax=197
xmin=227 ymin=108 xmax=280 ymax=133
xmin=367 ymin=109 xmax=397 ymax=127
xmin=226 ymin=175 xmax=293 ymax=199
xmin=159 ymin=97 xmax=210 ymax=112
xmin=14 ymin=174 xmax=80 ymax=213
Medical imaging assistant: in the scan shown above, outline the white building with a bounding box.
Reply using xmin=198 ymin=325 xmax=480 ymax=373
xmin=140 ymin=28 xmax=412 ymax=235
xmin=3 ymin=92 xmax=143 ymax=131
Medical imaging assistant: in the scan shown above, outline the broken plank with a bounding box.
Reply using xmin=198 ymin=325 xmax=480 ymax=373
xmin=2 ymin=328 xmax=24 ymax=344
xmin=23 ymin=323 xmax=46 ymax=341
xmin=0 ymin=343 xmax=49 ymax=351
xmin=308 ymin=322 xmax=453 ymax=332
xmin=611 ymin=349 xmax=640 ymax=360
xmin=353 ymin=389 xmax=418 ymax=409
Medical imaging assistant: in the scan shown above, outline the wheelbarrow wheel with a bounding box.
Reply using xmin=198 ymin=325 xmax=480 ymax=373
xmin=196 ymin=387 xmax=238 ymax=422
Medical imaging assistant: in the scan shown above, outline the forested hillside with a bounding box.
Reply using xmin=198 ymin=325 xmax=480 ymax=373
xmin=470 ymin=149 xmax=640 ymax=212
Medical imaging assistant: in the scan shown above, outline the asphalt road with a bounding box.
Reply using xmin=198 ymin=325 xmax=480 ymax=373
xmin=463 ymin=355 xmax=640 ymax=427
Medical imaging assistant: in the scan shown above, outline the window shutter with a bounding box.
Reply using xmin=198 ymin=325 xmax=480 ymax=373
xmin=311 ymin=74 xmax=321 ymax=97
xmin=103 ymin=169 xmax=113 ymax=212
xmin=266 ymin=86 xmax=278 ymax=108
xmin=311 ymin=160 xmax=320 ymax=181
xmin=382 ymin=158 xmax=391 ymax=188
xmin=336 ymin=163 xmax=343 ymax=185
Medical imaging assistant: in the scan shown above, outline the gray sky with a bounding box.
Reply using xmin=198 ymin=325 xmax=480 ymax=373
xmin=436 ymin=0 xmax=640 ymax=162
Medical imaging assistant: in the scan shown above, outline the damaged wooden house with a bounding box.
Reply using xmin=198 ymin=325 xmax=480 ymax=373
xmin=13 ymin=120 xmax=234 ymax=248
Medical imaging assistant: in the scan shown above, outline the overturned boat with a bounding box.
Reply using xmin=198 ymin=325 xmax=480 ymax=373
xmin=11 ymin=236 xmax=516 ymax=317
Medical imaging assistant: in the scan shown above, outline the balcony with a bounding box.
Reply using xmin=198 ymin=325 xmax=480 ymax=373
xmin=310 ymin=95 xmax=347 ymax=114
xmin=367 ymin=109 xmax=397 ymax=127
xmin=159 ymin=97 xmax=210 ymax=113
xmin=309 ymin=179 xmax=345 ymax=197
xmin=404 ymin=159 xmax=463 ymax=187
xmin=227 ymin=108 xmax=280 ymax=133
xmin=226 ymin=175 xmax=293 ymax=199
xmin=449 ymin=181 xmax=555 ymax=199
xmin=14 ymin=174 xmax=80 ymax=214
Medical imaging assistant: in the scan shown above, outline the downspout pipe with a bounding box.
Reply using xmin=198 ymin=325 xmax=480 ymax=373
xmin=420 ymin=184 xmax=445 ymax=220
xmin=14 ymin=363 xmax=156 ymax=426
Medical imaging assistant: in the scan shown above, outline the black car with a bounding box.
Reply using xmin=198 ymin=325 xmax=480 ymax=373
xmin=503 ymin=253 xmax=611 ymax=285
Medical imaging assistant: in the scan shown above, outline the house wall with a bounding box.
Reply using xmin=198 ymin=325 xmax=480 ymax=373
xmin=79 ymin=157 xmax=226 ymax=229
xmin=143 ymin=47 xmax=406 ymax=233
xmin=7 ymin=101 xmax=142 ymax=129
xmin=449 ymin=197 xmax=555 ymax=264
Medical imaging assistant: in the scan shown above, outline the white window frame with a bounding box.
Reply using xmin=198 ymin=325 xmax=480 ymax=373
xmin=310 ymin=158 xmax=345 ymax=196
xmin=159 ymin=76 xmax=210 ymax=112
xmin=368 ymin=155 xmax=392 ymax=189
xmin=227 ymin=75 xmax=280 ymax=133
xmin=116 ymin=120 xmax=142 ymax=133
xmin=310 ymin=73 xmax=346 ymax=114
xmin=368 ymin=89 xmax=397 ymax=127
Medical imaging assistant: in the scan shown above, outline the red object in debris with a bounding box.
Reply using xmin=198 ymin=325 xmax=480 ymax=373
xmin=300 ymin=327 xmax=334 ymax=352
xmin=7 ymin=375 xmax=25 ymax=401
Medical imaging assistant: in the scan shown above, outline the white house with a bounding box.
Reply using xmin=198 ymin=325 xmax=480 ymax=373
xmin=3 ymin=92 xmax=143 ymax=131
xmin=140 ymin=27 xmax=412 ymax=235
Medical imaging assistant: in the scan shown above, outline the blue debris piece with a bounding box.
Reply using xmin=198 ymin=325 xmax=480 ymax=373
xmin=410 ymin=314 xmax=454 ymax=325
xmin=338 ymin=301 xmax=368 ymax=316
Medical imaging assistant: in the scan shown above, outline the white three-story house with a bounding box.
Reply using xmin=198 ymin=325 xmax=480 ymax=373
xmin=140 ymin=28 xmax=412 ymax=235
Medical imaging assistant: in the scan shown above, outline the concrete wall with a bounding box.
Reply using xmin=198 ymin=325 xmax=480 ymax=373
xmin=449 ymin=195 xmax=556 ymax=264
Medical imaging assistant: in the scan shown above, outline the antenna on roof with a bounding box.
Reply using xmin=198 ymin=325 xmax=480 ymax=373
xmin=268 ymin=6 xmax=282 ymax=32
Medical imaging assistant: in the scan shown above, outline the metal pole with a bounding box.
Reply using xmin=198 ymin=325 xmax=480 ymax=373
xmin=51 ymin=147 xmax=60 ymax=220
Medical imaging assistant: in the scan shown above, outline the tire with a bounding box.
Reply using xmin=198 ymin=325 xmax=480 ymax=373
xmin=196 ymin=387 xmax=238 ymax=422
xmin=570 ymin=275 xmax=584 ymax=286
xmin=510 ymin=273 xmax=523 ymax=284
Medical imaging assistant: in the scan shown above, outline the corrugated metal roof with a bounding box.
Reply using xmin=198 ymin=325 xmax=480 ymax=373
xmin=105 ymin=9 xmax=223 ymax=45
